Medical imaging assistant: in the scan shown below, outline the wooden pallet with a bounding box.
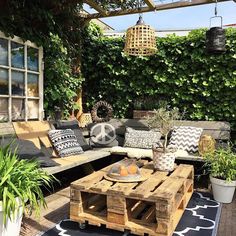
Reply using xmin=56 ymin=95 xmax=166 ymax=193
xmin=70 ymin=160 xmax=194 ymax=236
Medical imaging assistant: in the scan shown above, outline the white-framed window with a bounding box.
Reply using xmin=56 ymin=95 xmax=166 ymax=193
xmin=0 ymin=32 xmax=44 ymax=122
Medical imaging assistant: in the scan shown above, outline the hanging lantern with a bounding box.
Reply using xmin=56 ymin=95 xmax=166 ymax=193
xmin=124 ymin=15 xmax=157 ymax=56
xmin=206 ymin=0 xmax=226 ymax=54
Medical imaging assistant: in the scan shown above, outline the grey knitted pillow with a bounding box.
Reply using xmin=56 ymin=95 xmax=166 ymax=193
xmin=48 ymin=129 xmax=83 ymax=157
xmin=124 ymin=127 xmax=162 ymax=149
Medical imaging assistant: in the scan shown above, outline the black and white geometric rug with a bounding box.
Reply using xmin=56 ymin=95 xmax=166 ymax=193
xmin=41 ymin=192 xmax=221 ymax=236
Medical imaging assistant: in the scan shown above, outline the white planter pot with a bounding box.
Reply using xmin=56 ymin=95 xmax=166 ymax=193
xmin=210 ymin=176 xmax=236 ymax=203
xmin=0 ymin=200 xmax=23 ymax=236
xmin=153 ymin=149 xmax=176 ymax=172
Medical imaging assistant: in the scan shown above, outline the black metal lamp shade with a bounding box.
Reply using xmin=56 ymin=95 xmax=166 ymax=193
xmin=206 ymin=16 xmax=226 ymax=54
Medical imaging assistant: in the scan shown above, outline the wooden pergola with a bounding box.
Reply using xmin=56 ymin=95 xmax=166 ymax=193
xmin=82 ymin=0 xmax=232 ymax=19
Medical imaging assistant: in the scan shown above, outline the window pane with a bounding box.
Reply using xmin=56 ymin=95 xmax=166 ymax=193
xmin=27 ymin=73 xmax=39 ymax=97
xmin=27 ymin=47 xmax=39 ymax=71
xmin=27 ymin=100 xmax=39 ymax=119
xmin=0 ymin=98 xmax=8 ymax=121
xmin=12 ymin=71 xmax=24 ymax=96
xmin=0 ymin=39 xmax=8 ymax=65
xmin=12 ymin=99 xmax=25 ymax=120
xmin=11 ymin=42 xmax=24 ymax=68
xmin=0 ymin=68 xmax=8 ymax=95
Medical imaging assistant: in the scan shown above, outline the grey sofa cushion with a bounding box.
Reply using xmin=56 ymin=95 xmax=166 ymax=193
xmin=48 ymin=129 xmax=84 ymax=157
xmin=124 ymin=127 xmax=162 ymax=149
xmin=56 ymin=120 xmax=91 ymax=151
xmin=0 ymin=137 xmax=59 ymax=167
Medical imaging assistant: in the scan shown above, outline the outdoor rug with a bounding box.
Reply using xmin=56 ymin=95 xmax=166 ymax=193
xmin=41 ymin=192 xmax=221 ymax=236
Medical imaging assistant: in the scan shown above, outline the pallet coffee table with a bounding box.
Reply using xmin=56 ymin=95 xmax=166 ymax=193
xmin=70 ymin=159 xmax=194 ymax=236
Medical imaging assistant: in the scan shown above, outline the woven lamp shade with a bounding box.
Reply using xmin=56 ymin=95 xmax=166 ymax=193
xmin=124 ymin=18 xmax=157 ymax=56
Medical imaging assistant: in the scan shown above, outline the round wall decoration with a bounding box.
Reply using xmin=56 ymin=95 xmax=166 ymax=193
xmin=91 ymin=101 xmax=113 ymax=123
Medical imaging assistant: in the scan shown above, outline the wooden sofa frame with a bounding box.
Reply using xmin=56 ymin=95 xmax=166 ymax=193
xmin=105 ymin=119 xmax=231 ymax=162
xmin=0 ymin=119 xmax=230 ymax=175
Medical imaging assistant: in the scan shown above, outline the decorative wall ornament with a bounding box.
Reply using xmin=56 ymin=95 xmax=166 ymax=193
xmin=91 ymin=100 xmax=113 ymax=123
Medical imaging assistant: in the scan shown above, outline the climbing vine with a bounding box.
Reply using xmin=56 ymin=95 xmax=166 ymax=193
xmin=81 ymin=27 xmax=236 ymax=127
xmin=0 ymin=0 xmax=84 ymax=118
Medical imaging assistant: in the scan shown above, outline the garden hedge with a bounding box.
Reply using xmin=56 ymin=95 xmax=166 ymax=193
xmin=81 ymin=25 xmax=236 ymax=127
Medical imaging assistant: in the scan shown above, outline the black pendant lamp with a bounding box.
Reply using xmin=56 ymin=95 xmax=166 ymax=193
xmin=206 ymin=0 xmax=226 ymax=54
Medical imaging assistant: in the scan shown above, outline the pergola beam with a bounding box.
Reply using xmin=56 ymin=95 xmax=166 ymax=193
xmin=84 ymin=0 xmax=107 ymax=16
xmin=144 ymin=0 xmax=155 ymax=9
xmin=85 ymin=0 xmax=230 ymax=19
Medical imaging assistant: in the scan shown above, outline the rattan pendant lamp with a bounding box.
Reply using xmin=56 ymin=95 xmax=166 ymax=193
xmin=124 ymin=1 xmax=157 ymax=56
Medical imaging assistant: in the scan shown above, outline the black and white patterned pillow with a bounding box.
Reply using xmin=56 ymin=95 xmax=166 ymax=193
xmin=168 ymin=126 xmax=203 ymax=153
xmin=48 ymin=129 xmax=84 ymax=157
xmin=124 ymin=127 xmax=162 ymax=149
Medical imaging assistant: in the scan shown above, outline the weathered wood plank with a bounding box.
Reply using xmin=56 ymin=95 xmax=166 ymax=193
xmin=144 ymin=0 xmax=155 ymax=9
xmin=87 ymin=0 xmax=229 ymax=19
xmin=130 ymin=172 xmax=168 ymax=199
xmin=108 ymin=182 xmax=139 ymax=196
xmin=106 ymin=119 xmax=230 ymax=140
xmin=170 ymin=164 xmax=194 ymax=179
xmin=151 ymin=177 xmax=185 ymax=200
xmin=45 ymin=150 xmax=111 ymax=175
xmin=0 ymin=123 xmax=15 ymax=136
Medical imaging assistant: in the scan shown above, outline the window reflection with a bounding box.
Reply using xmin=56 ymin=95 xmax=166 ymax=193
xmin=27 ymin=47 xmax=39 ymax=71
xmin=27 ymin=100 xmax=39 ymax=119
xmin=0 ymin=98 xmax=8 ymax=121
xmin=12 ymin=99 xmax=25 ymax=120
xmin=0 ymin=69 xmax=8 ymax=95
xmin=0 ymin=39 xmax=8 ymax=65
xmin=27 ymin=73 xmax=39 ymax=97
xmin=12 ymin=71 xmax=24 ymax=96
xmin=11 ymin=42 xmax=24 ymax=68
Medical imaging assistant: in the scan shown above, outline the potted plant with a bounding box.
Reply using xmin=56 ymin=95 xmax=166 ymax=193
xmin=203 ymin=147 xmax=236 ymax=203
xmin=0 ymin=143 xmax=55 ymax=236
xmin=147 ymin=107 xmax=180 ymax=171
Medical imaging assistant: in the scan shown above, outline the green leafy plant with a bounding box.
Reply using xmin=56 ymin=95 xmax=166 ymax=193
xmin=203 ymin=147 xmax=236 ymax=182
xmin=81 ymin=27 xmax=236 ymax=129
xmin=0 ymin=0 xmax=84 ymax=118
xmin=147 ymin=107 xmax=180 ymax=151
xmin=0 ymin=142 xmax=55 ymax=225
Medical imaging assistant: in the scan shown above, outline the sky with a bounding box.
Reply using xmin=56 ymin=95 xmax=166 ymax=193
xmin=85 ymin=1 xmax=236 ymax=31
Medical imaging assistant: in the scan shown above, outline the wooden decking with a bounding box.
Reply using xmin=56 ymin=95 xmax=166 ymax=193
xmin=20 ymin=186 xmax=236 ymax=236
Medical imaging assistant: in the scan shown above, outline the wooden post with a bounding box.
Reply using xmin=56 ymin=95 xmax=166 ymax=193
xmin=76 ymin=88 xmax=83 ymax=119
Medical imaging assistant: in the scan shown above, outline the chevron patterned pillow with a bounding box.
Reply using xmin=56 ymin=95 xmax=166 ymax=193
xmin=48 ymin=129 xmax=84 ymax=157
xmin=167 ymin=126 xmax=203 ymax=153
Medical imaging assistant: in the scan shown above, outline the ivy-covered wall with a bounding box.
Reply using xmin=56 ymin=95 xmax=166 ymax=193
xmin=0 ymin=0 xmax=84 ymax=118
xmin=82 ymin=26 xmax=236 ymax=126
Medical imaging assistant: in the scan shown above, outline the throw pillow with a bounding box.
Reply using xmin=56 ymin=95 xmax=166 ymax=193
xmin=48 ymin=129 xmax=84 ymax=157
xmin=56 ymin=120 xmax=91 ymax=151
xmin=88 ymin=123 xmax=124 ymax=147
xmin=0 ymin=137 xmax=59 ymax=167
xmin=167 ymin=126 xmax=203 ymax=153
xmin=124 ymin=127 xmax=162 ymax=149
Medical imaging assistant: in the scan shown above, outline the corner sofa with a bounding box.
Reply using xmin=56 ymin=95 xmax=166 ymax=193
xmin=0 ymin=119 xmax=230 ymax=175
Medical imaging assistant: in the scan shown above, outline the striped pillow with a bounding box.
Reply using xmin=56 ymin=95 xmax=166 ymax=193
xmin=48 ymin=129 xmax=83 ymax=157
xmin=167 ymin=126 xmax=203 ymax=153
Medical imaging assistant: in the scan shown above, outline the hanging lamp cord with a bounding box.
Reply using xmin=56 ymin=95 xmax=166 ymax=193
xmin=137 ymin=0 xmax=142 ymax=18
xmin=136 ymin=0 xmax=145 ymax=25
xmin=215 ymin=0 xmax=218 ymax=16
